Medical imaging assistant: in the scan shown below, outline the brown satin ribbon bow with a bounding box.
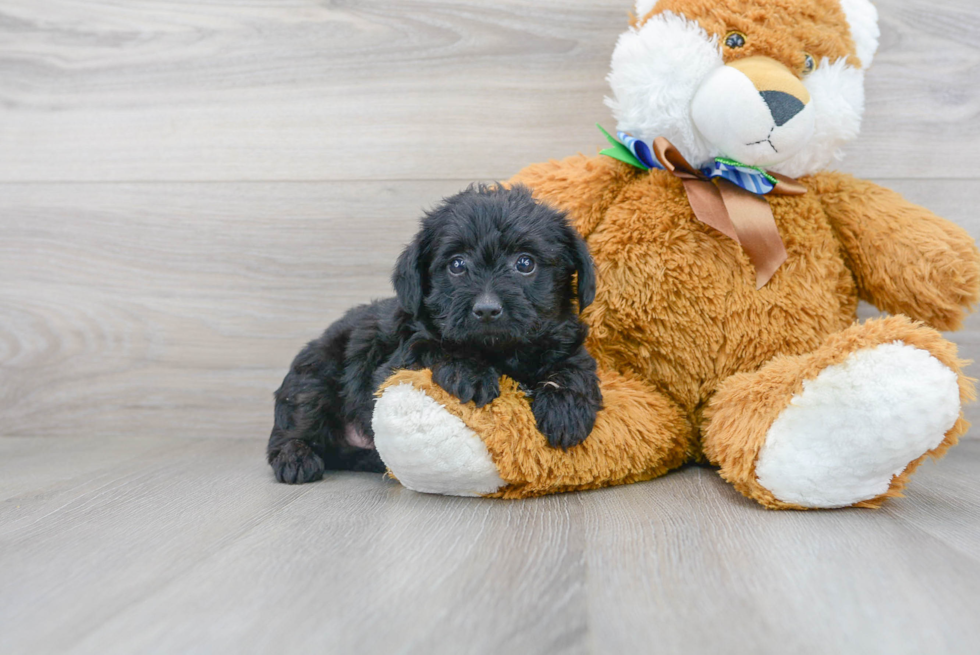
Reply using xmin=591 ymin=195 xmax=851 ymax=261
xmin=652 ymin=137 xmax=806 ymax=289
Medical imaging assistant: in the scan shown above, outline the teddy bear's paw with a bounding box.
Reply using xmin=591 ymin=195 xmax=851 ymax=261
xmin=372 ymin=382 xmax=506 ymax=497
xmin=755 ymin=342 xmax=961 ymax=509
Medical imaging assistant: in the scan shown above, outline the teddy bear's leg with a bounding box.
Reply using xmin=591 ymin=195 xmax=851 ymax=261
xmin=372 ymin=368 xmax=692 ymax=498
xmin=702 ymin=316 xmax=974 ymax=509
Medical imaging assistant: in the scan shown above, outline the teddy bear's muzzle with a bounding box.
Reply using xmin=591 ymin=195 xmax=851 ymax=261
xmin=691 ymin=55 xmax=815 ymax=168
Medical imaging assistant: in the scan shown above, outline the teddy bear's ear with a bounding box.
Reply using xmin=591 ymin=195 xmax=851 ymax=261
xmin=840 ymin=0 xmax=880 ymax=70
xmin=634 ymin=1 xmax=658 ymax=21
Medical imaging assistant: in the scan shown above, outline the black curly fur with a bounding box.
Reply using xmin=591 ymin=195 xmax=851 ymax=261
xmin=267 ymin=184 xmax=602 ymax=484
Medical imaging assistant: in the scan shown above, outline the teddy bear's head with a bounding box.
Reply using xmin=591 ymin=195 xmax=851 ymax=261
xmin=607 ymin=0 xmax=880 ymax=178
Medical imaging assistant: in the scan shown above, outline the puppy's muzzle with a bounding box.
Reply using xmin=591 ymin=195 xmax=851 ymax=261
xmin=472 ymin=292 xmax=503 ymax=323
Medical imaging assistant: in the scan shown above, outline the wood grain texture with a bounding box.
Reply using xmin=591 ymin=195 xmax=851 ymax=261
xmin=581 ymin=457 xmax=980 ymax=655
xmin=1 ymin=437 xmax=978 ymax=654
xmin=3 ymin=178 xmax=979 ymax=439
xmin=0 ymin=0 xmax=979 ymax=182
xmin=2 ymin=2 xmax=980 ymax=651
xmin=0 ymin=180 xmax=462 ymax=438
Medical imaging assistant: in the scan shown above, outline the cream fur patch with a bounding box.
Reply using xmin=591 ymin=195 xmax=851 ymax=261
xmin=691 ymin=64 xmax=816 ymax=168
xmin=770 ymin=57 xmax=865 ymax=178
xmin=607 ymin=9 xmax=870 ymax=176
xmin=372 ymin=383 xmax=506 ymax=497
xmin=606 ymin=11 xmax=723 ymax=168
xmin=634 ymin=0 xmax=658 ymax=19
xmin=755 ymin=342 xmax=961 ymax=509
xmin=840 ymin=0 xmax=880 ymax=69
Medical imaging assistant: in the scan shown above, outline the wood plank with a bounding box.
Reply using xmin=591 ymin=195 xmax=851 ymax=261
xmin=1 ymin=437 xmax=978 ymax=654
xmin=580 ymin=441 xmax=980 ymax=655
xmin=0 ymin=438 xmax=313 ymax=654
xmin=3 ymin=179 xmax=980 ymax=439
xmin=0 ymin=435 xmax=186 ymax=502
xmin=0 ymin=0 xmax=978 ymax=182
xmin=0 ymin=438 xmax=586 ymax=655
xmin=70 ymin=494 xmax=587 ymax=655
xmin=883 ymin=441 xmax=980 ymax=563
xmin=0 ymin=180 xmax=464 ymax=439
xmin=2 ymin=0 xmax=979 ymax=652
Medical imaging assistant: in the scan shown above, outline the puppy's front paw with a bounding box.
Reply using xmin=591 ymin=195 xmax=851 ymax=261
xmin=270 ymin=439 xmax=325 ymax=484
xmin=432 ymin=359 xmax=500 ymax=408
xmin=532 ymin=385 xmax=599 ymax=450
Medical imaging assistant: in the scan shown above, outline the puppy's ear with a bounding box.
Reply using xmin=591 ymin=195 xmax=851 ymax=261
xmin=392 ymin=230 xmax=430 ymax=316
xmin=566 ymin=227 xmax=596 ymax=313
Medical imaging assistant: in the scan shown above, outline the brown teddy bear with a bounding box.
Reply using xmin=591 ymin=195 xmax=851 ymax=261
xmin=371 ymin=0 xmax=980 ymax=509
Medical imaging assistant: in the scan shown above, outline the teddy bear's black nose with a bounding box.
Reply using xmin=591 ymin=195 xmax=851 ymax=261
xmin=761 ymin=90 xmax=805 ymax=127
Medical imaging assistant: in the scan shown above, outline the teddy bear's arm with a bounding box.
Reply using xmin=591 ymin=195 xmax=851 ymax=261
xmin=507 ymin=154 xmax=635 ymax=238
xmin=814 ymin=172 xmax=980 ymax=331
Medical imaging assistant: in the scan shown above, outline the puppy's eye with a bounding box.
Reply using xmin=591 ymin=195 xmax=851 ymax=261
xmin=802 ymin=53 xmax=815 ymax=75
xmin=515 ymin=255 xmax=535 ymax=275
xmin=724 ymin=31 xmax=746 ymax=49
xmin=448 ymin=257 xmax=467 ymax=276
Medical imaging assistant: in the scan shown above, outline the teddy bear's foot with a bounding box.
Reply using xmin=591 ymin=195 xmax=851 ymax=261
xmin=373 ymin=368 xmax=692 ymax=498
xmin=704 ymin=316 xmax=973 ymax=509
xmin=755 ymin=342 xmax=959 ymax=508
xmin=372 ymin=380 xmax=506 ymax=497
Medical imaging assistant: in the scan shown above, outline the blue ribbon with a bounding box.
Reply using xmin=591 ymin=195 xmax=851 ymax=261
xmin=614 ymin=130 xmax=778 ymax=196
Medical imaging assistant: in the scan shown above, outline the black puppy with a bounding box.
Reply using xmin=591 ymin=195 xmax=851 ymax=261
xmin=267 ymin=184 xmax=602 ymax=484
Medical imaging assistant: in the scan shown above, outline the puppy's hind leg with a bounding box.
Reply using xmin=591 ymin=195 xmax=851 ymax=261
xmin=267 ymin=371 xmax=333 ymax=484
xmin=268 ymin=428 xmax=326 ymax=485
xmin=268 ymin=405 xmax=386 ymax=482
xmin=321 ymin=430 xmax=386 ymax=473
xmin=267 ymin=338 xmax=347 ymax=484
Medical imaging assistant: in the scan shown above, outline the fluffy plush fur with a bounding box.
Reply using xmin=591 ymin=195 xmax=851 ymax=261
xmin=609 ymin=0 xmax=874 ymax=177
xmin=370 ymin=0 xmax=980 ymax=509
xmin=373 ymin=382 xmax=507 ymax=496
xmin=376 ymin=369 xmax=691 ymax=498
xmin=267 ymin=185 xmax=602 ymax=484
xmin=755 ymin=342 xmax=960 ymax=508
xmin=704 ymin=316 xmax=973 ymax=509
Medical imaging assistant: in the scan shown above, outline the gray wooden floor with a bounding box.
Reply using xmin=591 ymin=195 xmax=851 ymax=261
xmin=3 ymin=1 xmax=980 ymax=653
xmin=2 ymin=437 xmax=979 ymax=654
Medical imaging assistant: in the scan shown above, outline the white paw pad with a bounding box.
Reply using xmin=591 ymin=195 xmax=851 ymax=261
xmin=372 ymin=383 xmax=505 ymax=497
xmin=755 ymin=342 xmax=960 ymax=508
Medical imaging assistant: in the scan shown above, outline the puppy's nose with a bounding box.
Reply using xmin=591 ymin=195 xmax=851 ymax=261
xmin=472 ymin=294 xmax=503 ymax=322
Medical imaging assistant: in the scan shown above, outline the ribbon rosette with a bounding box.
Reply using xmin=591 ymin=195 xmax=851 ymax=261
xmin=598 ymin=125 xmax=807 ymax=288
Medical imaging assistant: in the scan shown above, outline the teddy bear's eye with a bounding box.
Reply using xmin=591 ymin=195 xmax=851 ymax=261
xmin=724 ymin=31 xmax=746 ymax=49
xmin=803 ymin=53 xmax=816 ymax=75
